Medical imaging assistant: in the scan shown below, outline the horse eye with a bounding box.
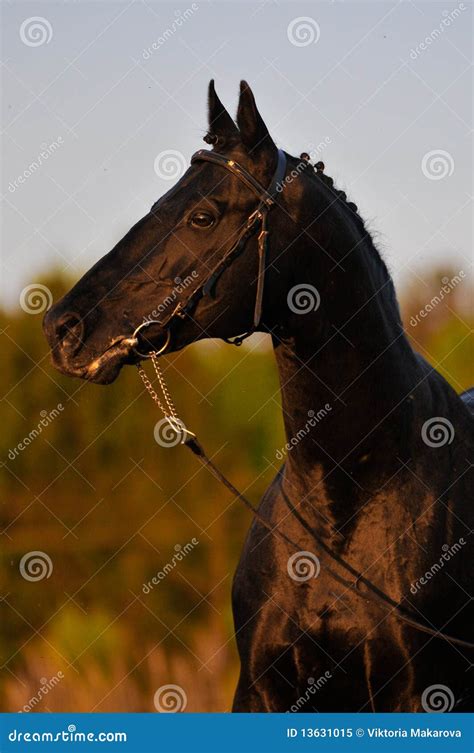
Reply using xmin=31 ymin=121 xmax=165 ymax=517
xmin=190 ymin=211 xmax=215 ymax=228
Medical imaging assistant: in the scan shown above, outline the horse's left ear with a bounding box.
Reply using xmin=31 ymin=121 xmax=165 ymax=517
xmin=236 ymin=80 xmax=275 ymax=154
xmin=205 ymin=80 xmax=239 ymax=147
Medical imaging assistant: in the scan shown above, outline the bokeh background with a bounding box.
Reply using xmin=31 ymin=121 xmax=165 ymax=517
xmin=1 ymin=0 xmax=472 ymax=712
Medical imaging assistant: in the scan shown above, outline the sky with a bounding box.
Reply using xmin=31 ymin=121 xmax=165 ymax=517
xmin=1 ymin=0 xmax=472 ymax=308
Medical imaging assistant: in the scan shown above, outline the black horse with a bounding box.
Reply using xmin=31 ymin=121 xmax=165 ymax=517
xmin=44 ymin=81 xmax=473 ymax=712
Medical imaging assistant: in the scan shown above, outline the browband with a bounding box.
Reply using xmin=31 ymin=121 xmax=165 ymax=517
xmin=191 ymin=149 xmax=287 ymax=206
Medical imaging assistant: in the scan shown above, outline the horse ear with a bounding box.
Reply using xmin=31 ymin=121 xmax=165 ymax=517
xmin=205 ymin=80 xmax=239 ymax=146
xmin=236 ymin=80 xmax=275 ymax=154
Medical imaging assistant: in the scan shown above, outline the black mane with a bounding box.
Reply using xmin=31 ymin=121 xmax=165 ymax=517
xmin=287 ymin=152 xmax=402 ymax=324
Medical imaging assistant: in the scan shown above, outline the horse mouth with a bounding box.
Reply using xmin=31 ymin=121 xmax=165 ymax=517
xmin=50 ymin=329 xmax=172 ymax=385
xmin=83 ymin=336 xmax=140 ymax=383
xmin=48 ymin=336 xmax=137 ymax=384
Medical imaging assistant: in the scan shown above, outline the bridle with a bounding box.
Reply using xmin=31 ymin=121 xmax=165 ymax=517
xmin=132 ymin=147 xmax=288 ymax=356
xmin=136 ymin=149 xmax=474 ymax=653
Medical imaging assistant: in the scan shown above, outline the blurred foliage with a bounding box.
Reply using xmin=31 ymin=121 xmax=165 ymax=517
xmin=1 ymin=268 xmax=472 ymax=711
xmin=401 ymin=267 xmax=473 ymax=392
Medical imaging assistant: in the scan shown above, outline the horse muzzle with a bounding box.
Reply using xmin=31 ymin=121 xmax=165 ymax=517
xmin=43 ymin=303 xmax=172 ymax=384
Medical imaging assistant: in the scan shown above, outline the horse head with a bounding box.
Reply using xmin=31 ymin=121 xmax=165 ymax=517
xmin=43 ymin=81 xmax=300 ymax=383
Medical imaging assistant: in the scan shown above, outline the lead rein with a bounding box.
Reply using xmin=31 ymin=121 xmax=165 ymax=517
xmin=137 ymin=357 xmax=474 ymax=651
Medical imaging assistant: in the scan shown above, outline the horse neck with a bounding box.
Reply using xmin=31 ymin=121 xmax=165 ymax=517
xmin=272 ymin=191 xmax=421 ymax=521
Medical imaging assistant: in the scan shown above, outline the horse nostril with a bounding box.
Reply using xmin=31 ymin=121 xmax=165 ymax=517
xmin=55 ymin=312 xmax=85 ymax=355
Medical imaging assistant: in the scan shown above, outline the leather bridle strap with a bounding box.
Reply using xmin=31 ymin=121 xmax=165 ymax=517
xmin=190 ymin=148 xmax=287 ymax=335
xmin=191 ymin=149 xmax=287 ymax=204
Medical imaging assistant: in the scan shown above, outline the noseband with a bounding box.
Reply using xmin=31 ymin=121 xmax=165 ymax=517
xmin=132 ymin=148 xmax=287 ymax=355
